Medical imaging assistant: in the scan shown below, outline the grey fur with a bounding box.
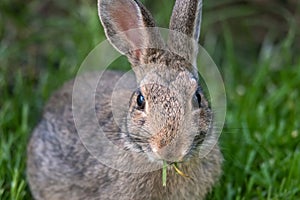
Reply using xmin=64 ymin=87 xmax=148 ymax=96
xmin=168 ymin=0 xmax=203 ymax=73
xmin=27 ymin=0 xmax=222 ymax=199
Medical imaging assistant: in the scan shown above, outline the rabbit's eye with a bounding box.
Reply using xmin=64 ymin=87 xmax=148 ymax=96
xmin=137 ymin=92 xmax=145 ymax=110
xmin=195 ymin=92 xmax=202 ymax=107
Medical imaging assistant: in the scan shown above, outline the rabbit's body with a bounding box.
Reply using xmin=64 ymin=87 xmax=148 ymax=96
xmin=27 ymin=0 xmax=223 ymax=199
xmin=28 ymin=71 xmax=221 ymax=200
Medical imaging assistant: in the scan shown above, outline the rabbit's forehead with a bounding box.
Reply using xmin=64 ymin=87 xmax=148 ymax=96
xmin=140 ymin=69 xmax=198 ymax=95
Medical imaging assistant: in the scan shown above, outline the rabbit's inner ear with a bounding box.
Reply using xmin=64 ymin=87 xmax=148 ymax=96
xmin=99 ymin=0 xmax=144 ymax=54
xmin=99 ymin=0 xmax=164 ymax=64
xmin=108 ymin=1 xmax=142 ymax=31
xmin=106 ymin=1 xmax=144 ymax=47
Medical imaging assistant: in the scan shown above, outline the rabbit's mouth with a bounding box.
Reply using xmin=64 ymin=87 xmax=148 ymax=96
xmin=123 ymin=124 xmax=208 ymax=163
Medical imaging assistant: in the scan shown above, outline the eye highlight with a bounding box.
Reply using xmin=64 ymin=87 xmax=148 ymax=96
xmin=136 ymin=91 xmax=146 ymax=110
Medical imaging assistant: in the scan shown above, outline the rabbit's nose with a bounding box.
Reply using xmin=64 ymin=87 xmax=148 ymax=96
xmin=149 ymin=122 xmax=189 ymax=162
xmin=151 ymin=147 xmax=185 ymax=163
xmin=149 ymin=138 xmax=186 ymax=162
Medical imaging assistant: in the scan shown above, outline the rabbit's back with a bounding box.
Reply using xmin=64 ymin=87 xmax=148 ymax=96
xmin=27 ymin=71 xmax=132 ymax=199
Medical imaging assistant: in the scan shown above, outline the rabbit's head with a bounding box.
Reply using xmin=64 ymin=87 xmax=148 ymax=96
xmin=98 ymin=0 xmax=211 ymax=163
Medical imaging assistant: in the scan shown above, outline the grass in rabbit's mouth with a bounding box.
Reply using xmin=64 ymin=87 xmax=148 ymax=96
xmin=162 ymin=161 xmax=167 ymax=187
xmin=162 ymin=161 xmax=190 ymax=186
xmin=173 ymin=163 xmax=190 ymax=178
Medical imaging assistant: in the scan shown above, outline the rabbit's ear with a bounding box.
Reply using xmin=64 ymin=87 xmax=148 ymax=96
xmin=98 ymin=0 xmax=164 ymax=66
xmin=168 ymin=0 xmax=202 ymax=66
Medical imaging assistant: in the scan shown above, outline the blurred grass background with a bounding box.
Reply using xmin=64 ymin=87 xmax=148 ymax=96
xmin=0 ymin=0 xmax=299 ymax=199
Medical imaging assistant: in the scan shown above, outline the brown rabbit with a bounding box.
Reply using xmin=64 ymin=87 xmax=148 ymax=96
xmin=27 ymin=0 xmax=222 ymax=199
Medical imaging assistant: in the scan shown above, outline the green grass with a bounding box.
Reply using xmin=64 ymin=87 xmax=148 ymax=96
xmin=0 ymin=0 xmax=299 ymax=199
xmin=208 ymin=27 xmax=300 ymax=199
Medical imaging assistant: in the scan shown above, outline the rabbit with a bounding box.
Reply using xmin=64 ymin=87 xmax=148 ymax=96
xmin=27 ymin=0 xmax=223 ymax=199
